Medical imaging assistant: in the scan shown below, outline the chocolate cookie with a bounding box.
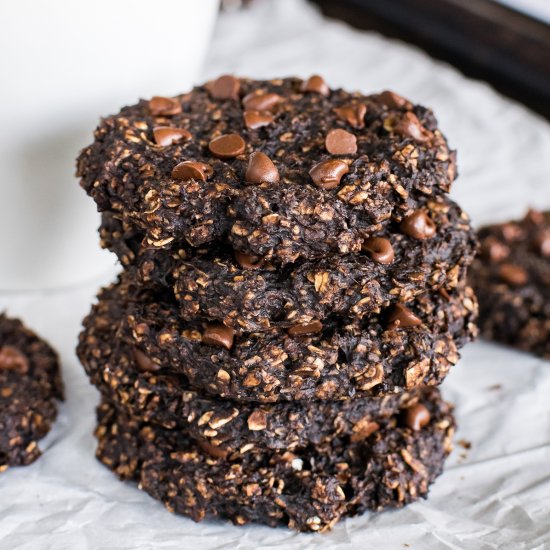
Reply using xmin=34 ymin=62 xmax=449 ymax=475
xmin=77 ymin=76 xmax=457 ymax=265
xmin=78 ymin=294 xmax=430 ymax=452
xmin=0 ymin=314 xmax=63 ymax=470
xmin=95 ymin=388 xmax=454 ymax=532
xmin=81 ymin=275 xmax=477 ymax=403
xmin=100 ymin=197 xmax=476 ymax=332
xmin=469 ymin=209 xmax=550 ymax=356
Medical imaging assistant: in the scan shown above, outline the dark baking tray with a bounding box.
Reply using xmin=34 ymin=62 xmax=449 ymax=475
xmin=310 ymin=0 xmax=550 ymax=119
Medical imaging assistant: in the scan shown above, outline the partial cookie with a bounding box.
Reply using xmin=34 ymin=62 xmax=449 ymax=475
xmin=95 ymin=388 xmax=454 ymax=532
xmin=78 ymin=76 xmax=457 ymax=264
xmin=0 ymin=314 xmax=63 ymax=470
xmin=469 ymin=209 xmax=550 ymax=356
xmin=101 ymin=196 xmax=476 ymax=332
xmin=78 ymin=297 xmax=431 ymax=452
xmin=81 ymin=275 xmax=477 ymax=403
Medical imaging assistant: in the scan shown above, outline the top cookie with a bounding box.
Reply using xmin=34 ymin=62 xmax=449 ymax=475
xmin=78 ymin=76 xmax=457 ymax=264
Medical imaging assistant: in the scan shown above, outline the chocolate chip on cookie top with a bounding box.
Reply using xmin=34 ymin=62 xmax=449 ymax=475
xmin=153 ymin=127 xmax=192 ymax=147
xmin=334 ymin=102 xmax=367 ymax=128
xmin=148 ymin=96 xmax=182 ymax=116
xmin=309 ymin=159 xmax=350 ymax=189
xmin=206 ymin=74 xmax=241 ymax=101
xmin=245 ymin=152 xmax=280 ymax=184
xmin=325 ymin=129 xmax=357 ymax=155
xmin=172 ymin=161 xmax=213 ymax=182
xmin=208 ymin=133 xmax=246 ymax=159
xmin=301 ymin=74 xmax=330 ymax=95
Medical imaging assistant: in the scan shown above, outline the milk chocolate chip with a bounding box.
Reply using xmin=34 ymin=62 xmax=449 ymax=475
xmin=309 ymin=159 xmax=349 ymax=190
xmin=386 ymin=304 xmax=422 ymax=330
xmin=172 ymin=161 xmax=213 ymax=182
xmin=207 ymin=74 xmax=240 ymax=100
xmin=242 ymin=92 xmax=283 ymax=112
xmin=325 ymin=129 xmax=357 ymax=155
xmin=148 ymin=96 xmax=182 ymax=116
xmin=243 ymin=110 xmax=274 ymax=130
xmin=401 ymin=210 xmax=436 ymax=240
xmin=301 ymin=75 xmax=329 ymax=96
xmin=133 ymin=348 xmax=160 ymax=373
xmin=362 ymin=237 xmax=394 ymax=264
xmin=379 ymin=90 xmax=411 ymax=109
xmin=334 ymin=103 xmax=366 ymax=129
xmin=245 ymin=152 xmax=280 ymax=184
xmin=208 ymin=133 xmax=246 ymax=159
xmin=394 ymin=112 xmax=431 ymax=143
xmin=153 ymin=127 xmax=192 ymax=146
xmin=202 ymin=324 xmax=235 ymax=350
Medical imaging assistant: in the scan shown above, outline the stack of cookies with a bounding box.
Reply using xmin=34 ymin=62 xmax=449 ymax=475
xmin=76 ymin=76 xmax=478 ymax=531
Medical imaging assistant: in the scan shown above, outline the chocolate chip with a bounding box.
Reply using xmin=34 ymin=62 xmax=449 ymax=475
xmin=148 ymin=96 xmax=182 ymax=116
xmin=234 ymin=250 xmax=264 ymax=270
xmin=378 ymin=90 xmax=411 ymax=109
xmin=197 ymin=437 xmax=229 ymax=459
xmin=501 ymin=223 xmax=523 ymax=242
xmin=325 ymin=129 xmax=357 ymax=155
xmin=153 ymin=126 xmax=192 ymax=146
xmin=202 ymin=323 xmax=235 ymax=350
xmin=0 ymin=346 xmax=29 ymax=373
xmin=333 ymin=103 xmax=366 ymax=129
xmin=386 ymin=304 xmax=422 ymax=330
xmin=207 ymin=74 xmax=240 ymax=100
xmin=287 ymin=320 xmax=323 ymax=336
xmin=362 ymin=236 xmax=394 ymax=264
xmin=172 ymin=161 xmax=213 ymax=182
xmin=301 ymin=75 xmax=330 ymax=96
xmin=243 ymin=110 xmax=274 ymax=129
xmin=393 ymin=112 xmax=431 ymax=143
xmin=245 ymin=151 xmax=280 ymax=184
xmin=499 ymin=263 xmax=528 ymax=286
xmin=534 ymin=229 xmax=550 ymax=257
xmin=481 ymin=236 xmax=509 ymax=262
xmin=242 ymin=92 xmax=283 ymax=112
xmin=400 ymin=210 xmax=436 ymax=240
xmin=404 ymin=403 xmax=431 ymax=430
xmin=208 ymin=133 xmax=246 ymax=159
xmin=309 ymin=159 xmax=349 ymax=190
xmin=133 ymin=348 xmax=160 ymax=372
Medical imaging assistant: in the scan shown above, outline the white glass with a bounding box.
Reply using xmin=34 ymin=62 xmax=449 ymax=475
xmin=0 ymin=0 xmax=219 ymax=290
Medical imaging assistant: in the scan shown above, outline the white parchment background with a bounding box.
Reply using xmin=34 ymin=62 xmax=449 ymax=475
xmin=1 ymin=1 xmax=550 ymax=548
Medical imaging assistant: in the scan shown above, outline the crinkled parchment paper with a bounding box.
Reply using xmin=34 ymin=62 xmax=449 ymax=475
xmin=1 ymin=1 xmax=550 ymax=548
